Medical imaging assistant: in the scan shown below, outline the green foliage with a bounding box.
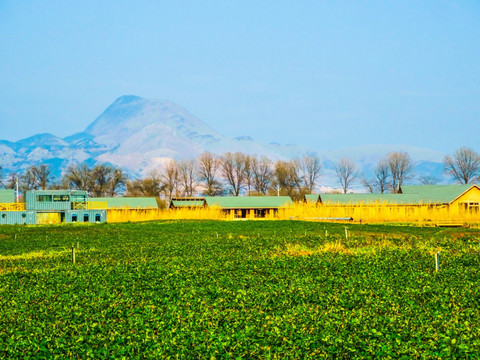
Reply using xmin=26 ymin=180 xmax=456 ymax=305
xmin=1 ymin=221 xmax=480 ymax=358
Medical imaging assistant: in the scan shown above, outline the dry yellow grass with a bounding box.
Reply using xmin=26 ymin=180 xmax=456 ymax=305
xmin=0 ymin=249 xmax=67 ymax=261
xmin=104 ymin=202 xmax=480 ymax=224
xmin=280 ymin=202 xmax=480 ymax=224
xmin=276 ymin=241 xmax=352 ymax=257
xmin=107 ymin=206 xmax=228 ymax=223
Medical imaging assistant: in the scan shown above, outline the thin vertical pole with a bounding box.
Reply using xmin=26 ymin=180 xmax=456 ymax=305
xmin=72 ymin=245 xmax=76 ymax=264
xmin=435 ymin=252 xmax=440 ymax=272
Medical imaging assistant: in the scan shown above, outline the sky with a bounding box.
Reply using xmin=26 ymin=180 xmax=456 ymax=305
xmin=0 ymin=1 xmax=479 ymax=154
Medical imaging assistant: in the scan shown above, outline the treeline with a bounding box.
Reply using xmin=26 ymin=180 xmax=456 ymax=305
xmin=0 ymin=147 xmax=479 ymax=199
xmin=127 ymin=152 xmax=321 ymax=201
xmin=0 ymin=163 xmax=128 ymax=197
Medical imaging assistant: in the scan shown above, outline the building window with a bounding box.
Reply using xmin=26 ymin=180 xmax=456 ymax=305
xmin=95 ymin=214 xmax=101 ymax=222
xmin=37 ymin=195 xmax=52 ymax=202
xmin=254 ymin=209 xmax=266 ymax=218
xmin=21 ymin=213 xmax=26 ymax=218
xmin=1 ymin=214 xmax=6 ymax=219
xmin=72 ymin=214 xmax=77 ymax=222
xmin=84 ymin=214 xmax=89 ymax=222
xmin=53 ymin=195 xmax=69 ymax=202
xmin=461 ymin=202 xmax=479 ymax=214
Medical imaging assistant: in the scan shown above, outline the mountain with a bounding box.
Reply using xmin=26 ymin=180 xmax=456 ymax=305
xmin=0 ymin=95 xmax=447 ymax=186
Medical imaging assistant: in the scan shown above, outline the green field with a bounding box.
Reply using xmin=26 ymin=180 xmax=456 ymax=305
xmin=1 ymin=221 xmax=480 ymax=358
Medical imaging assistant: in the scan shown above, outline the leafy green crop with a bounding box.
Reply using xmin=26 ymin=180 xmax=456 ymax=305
xmin=1 ymin=221 xmax=480 ymax=358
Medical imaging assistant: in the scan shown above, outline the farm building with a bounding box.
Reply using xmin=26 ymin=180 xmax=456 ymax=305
xmin=305 ymin=184 xmax=480 ymax=211
xmin=204 ymin=196 xmax=293 ymax=218
xmin=89 ymin=197 xmax=159 ymax=209
xmin=399 ymin=184 xmax=480 ymax=212
xmin=170 ymin=196 xmax=294 ymax=218
xmin=0 ymin=190 xmax=107 ymax=225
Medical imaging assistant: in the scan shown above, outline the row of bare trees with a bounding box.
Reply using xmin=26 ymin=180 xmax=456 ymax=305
xmin=0 ymin=163 xmax=128 ymax=197
xmin=339 ymin=147 xmax=480 ymax=194
xmin=126 ymin=153 xmax=322 ymax=200
xmin=1 ymin=147 xmax=479 ymax=198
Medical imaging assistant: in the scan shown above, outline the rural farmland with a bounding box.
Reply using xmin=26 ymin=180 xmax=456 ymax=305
xmin=1 ymin=220 xmax=480 ymax=358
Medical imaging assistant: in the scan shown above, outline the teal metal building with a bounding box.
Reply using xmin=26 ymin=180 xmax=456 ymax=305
xmin=0 ymin=211 xmax=36 ymax=225
xmin=1 ymin=190 xmax=107 ymax=225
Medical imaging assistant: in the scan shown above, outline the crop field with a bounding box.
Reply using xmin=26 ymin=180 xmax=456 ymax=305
xmin=1 ymin=221 xmax=480 ymax=358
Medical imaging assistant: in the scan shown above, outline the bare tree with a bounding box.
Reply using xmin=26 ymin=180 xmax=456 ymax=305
xmin=126 ymin=170 xmax=164 ymax=197
xmin=4 ymin=172 xmax=18 ymax=190
xmin=21 ymin=164 xmax=53 ymax=190
xmin=334 ymin=158 xmax=358 ymax=193
xmin=107 ymin=168 xmax=128 ymax=196
xmin=251 ymin=156 xmax=273 ymax=195
xmin=90 ymin=164 xmax=128 ymax=197
xmin=63 ymin=163 xmax=93 ymax=191
xmin=36 ymin=164 xmax=52 ymax=190
xmin=386 ymin=151 xmax=414 ymax=193
xmin=244 ymin=155 xmax=253 ymax=195
xmin=161 ymin=160 xmax=179 ymax=201
xmin=362 ymin=159 xmax=390 ymax=193
xmin=197 ymin=152 xmax=223 ymax=196
xmin=220 ymin=152 xmax=247 ymax=196
xmin=272 ymin=160 xmax=301 ymax=197
xmin=178 ymin=159 xmax=198 ymax=196
xmin=299 ymin=154 xmax=321 ymax=193
xmin=443 ymin=147 xmax=480 ymax=184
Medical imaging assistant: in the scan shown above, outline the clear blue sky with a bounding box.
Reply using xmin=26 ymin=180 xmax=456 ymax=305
xmin=0 ymin=1 xmax=479 ymax=153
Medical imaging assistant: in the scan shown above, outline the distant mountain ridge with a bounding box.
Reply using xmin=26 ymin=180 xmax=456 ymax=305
xmin=0 ymin=95 xmax=447 ymax=186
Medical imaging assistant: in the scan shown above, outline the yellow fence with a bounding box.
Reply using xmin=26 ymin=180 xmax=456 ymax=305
xmin=0 ymin=203 xmax=26 ymax=211
xmin=87 ymin=201 xmax=108 ymax=210
xmin=106 ymin=203 xmax=480 ymax=225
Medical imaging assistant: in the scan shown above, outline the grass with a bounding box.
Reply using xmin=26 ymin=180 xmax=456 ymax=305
xmin=1 ymin=221 xmax=480 ymax=358
xmin=105 ymin=202 xmax=480 ymax=224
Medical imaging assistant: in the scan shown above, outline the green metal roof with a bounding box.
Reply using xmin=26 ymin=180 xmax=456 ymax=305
xmin=204 ymin=196 xmax=293 ymax=209
xmin=304 ymin=194 xmax=320 ymax=203
xmin=90 ymin=197 xmax=159 ymax=209
xmin=400 ymin=184 xmax=479 ymax=204
xmin=170 ymin=199 xmax=206 ymax=208
xmin=319 ymin=193 xmax=424 ymax=205
xmin=0 ymin=189 xmax=15 ymax=203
